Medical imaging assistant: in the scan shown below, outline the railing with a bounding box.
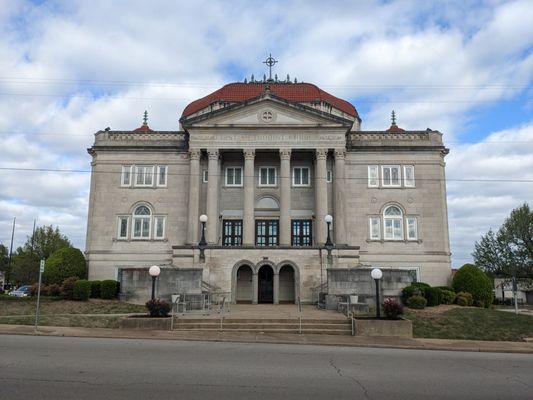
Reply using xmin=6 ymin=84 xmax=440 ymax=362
xmin=297 ymin=296 xmax=302 ymax=334
xmin=219 ymin=297 xmax=226 ymax=331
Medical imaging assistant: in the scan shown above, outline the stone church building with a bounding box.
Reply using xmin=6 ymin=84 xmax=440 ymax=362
xmin=86 ymin=72 xmax=451 ymax=304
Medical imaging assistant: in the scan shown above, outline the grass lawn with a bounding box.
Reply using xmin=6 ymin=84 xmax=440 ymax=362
xmin=405 ymin=306 xmax=533 ymax=341
xmin=0 ymin=314 xmax=123 ymax=328
xmin=0 ymin=297 xmax=146 ymax=317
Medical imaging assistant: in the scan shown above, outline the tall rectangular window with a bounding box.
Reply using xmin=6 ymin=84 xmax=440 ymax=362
xmin=382 ymin=165 xmax=401 ymax=187
xmin=404 ymin=165 xmax=415 ymax=187
xmin=368 ymin=165 xmax=379 ymax=187
xmin=291 ymin=220 xmax=313 ymax=246
xmin=222 ymin=220 xmax=243 ymax=246
xmin=369 ymin=217 xmax=380 ymax=240
xmin=256 ymin=220 xmax=279 ymax=246
xmin=407 ymin=217 xmax=418 ymax=240
xmin=225 ymin=167 xmax=243 ymax=186
xmin=384 ymin=218 xmax=403 ymax=240
xmin=121 ymin=166 xmax=132 ymax=187
xmin=259 ymin=167 xmax=276 ymax=186
xmin=154 ymin=216 xmax=166 ymax=239
xmin=293 ymin=167 xmax=310 ymax=186
xmin=135 ymin=165 xmax=154 ymax=187
xmin=118 ymin=216 xmax=129 ymax=239
xmin=157 ymin=165 xmax=167 ymax=187
xmin=326 ymin=170 xmax=333 ymax=183
xmin=202 ymin=170 xmax=208 ymax=183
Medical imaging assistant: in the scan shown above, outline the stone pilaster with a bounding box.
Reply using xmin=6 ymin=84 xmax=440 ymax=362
xmin=252 ymin=272 xmax=258 ymax=304
xmin=187 ymin=149 xmax=201 ymax=244
xmin=273 ymin=272 xmax=279 ymax=304
xmin=334 ymin=149 xmax=346 ymax=245
xmin=279 ymin=148 xmax=292 ymax=245
xmin=315 ymin=149 xmax=328 ymax=245
xmin=206 ymin=150 xmax=219 ymax=244
xmin=243 ymin=149 xmax=255 ymax=246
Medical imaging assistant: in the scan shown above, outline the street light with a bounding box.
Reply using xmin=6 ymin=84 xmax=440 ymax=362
xmin=198 ymin=214 xmax=208 ymax=262
xmin=324 ymin=215 xmax=334 ymax=262
xmin=371 ymin=268 xmax=383 ymax=319
xmin=148 ymin=265 xmax=161 ymax=301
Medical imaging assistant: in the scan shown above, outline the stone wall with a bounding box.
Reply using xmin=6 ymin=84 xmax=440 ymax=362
xmin=327 ymin=268 xmax=415 ymax=306
xmin=119 ymin=268 xmax=203 ymax=303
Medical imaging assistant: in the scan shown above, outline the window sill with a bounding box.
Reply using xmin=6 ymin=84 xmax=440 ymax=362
xmin=113 ymin=238 xmax=168 ymax=242
xmin=366 ymin=239 xmax=422 ymax=244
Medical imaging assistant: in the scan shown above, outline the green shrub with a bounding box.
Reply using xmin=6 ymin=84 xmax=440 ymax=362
xmin=43 ymin=247 xmax=87 ymax=285
xmin=100 ymin=280 xmax=118 ymax=299
xmin=406 ymin=295 xmax=427 ymax=309
xmin=383 ymin=298 xmax=404 ymax=319
xmin=455 ymin=291 xmax=473 ymax=306
xmin=73 ymin=279 xmax=91 ymax=301
xmin=452 ymin=264 xmax=493 ymax=308
xmin=90 ymin=280 xmax=101 ymax=298
xmin=61 ymin=276 xmax=79 ymax=300
xmin=456 ymin=295 xmax=468 ymax=306
xmin=401 ymin=282 xmax=431 ymax=302
xmin=441 ymin=290 xmax=456 ymax=305
xmin=146 ymin=299 xmax=171 ymax=317
xmin=425 ymin=287 xmax=443 ymax=307
xmin=435 ymin=286 xmax=454 ymax=292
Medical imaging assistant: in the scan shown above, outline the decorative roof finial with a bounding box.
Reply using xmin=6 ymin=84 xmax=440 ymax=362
xmin=262 ymin=53 xmax=278 ymax=81
xmin=143 ymin=110 xmax=148 ymax=126
xmin=391 ymin=110 xmax=396 ymax=126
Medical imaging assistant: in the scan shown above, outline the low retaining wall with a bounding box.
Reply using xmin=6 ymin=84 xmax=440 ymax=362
xmin=353 ymin=318 xmax=413 ymax=338
xmin=119 ymin=316 xmax=172 ymax=330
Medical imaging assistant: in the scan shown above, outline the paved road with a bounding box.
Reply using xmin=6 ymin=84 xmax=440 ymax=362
xmin=1 ymin=335 xmax=531 ymax=400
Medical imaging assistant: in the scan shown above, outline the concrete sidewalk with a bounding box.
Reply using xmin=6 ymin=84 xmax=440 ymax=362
xmin=1 ymin=323 xmax=532 ymax=354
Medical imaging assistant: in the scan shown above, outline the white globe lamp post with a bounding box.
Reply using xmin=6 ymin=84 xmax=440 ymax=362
xmin=371 ymin=268 xmax=383 ymax=318
xmin=148 ymin=265 xmax=161 ymax=300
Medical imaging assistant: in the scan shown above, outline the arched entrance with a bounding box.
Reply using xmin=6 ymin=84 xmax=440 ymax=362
xmin=258 ymin=265 xmax=274 ymax=303
xmin=278 ymin=265 xmax=296 ymax=303
xmin=235 ymin=265 xmax=253 ymax=303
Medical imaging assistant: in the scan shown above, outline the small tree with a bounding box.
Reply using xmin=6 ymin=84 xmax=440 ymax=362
xmin=452 ymin=264 xmax=493 ymax=308
xmin=43 ymin=247 xmax=87 ymax=285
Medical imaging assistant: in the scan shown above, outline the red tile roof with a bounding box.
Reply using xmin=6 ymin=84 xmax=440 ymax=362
xmin=181 ymin=82 xmax=358 ymax=118
xmin=386 ymin=124 xmax=405 ymax=133
xmin=133 ymin=124 xmax=153 ymax=133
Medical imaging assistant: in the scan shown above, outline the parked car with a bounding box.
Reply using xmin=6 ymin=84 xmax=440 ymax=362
xmin=9 ymin=285 xmax=32 ymax=297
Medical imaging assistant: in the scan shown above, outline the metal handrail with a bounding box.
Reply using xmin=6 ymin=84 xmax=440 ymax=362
xmin=297 ymin=296 xmax=302 ymax=334
xmin=219 ymin=296 xmax=226 ymax=331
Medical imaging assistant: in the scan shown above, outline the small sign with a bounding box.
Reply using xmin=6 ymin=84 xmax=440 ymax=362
xmin=40 ymin=259 xmax=45 ymax=273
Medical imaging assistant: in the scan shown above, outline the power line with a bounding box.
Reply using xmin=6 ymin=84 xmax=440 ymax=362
xmin=0 ymin=166 xmax=531 ymax=183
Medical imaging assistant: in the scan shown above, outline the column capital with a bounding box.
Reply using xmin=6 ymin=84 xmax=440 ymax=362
xmin=316 ymin=148 xmax=328 ymax=160
xmin=207 ymin=150 xmax=219 ymax=160
xmin=189 ymin=149 xmax=201 ymax=160
xmin=279 ymin=148 xmax=292 ymax=160
xmin=334 ymin=149 xmax=346 ymax=160
xmin=244 ymin=149 xmax=256 ymax=160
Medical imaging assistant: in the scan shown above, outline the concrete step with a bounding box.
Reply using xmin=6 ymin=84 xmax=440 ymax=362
xmin=174 ymin=322 xmax=351 ymax=330
xmin=172 ymin=328 xmax=352 ymax=335
xmin=175 ymin=318 xmax=349 ymax=324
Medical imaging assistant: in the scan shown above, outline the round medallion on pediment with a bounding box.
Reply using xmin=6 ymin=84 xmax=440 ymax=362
xmin=258 ymin=109 xmax=276 ymax=123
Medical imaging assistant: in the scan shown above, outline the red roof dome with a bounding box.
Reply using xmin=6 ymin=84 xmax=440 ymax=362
xmin=181 ymin=82 xmax=358 ymax=119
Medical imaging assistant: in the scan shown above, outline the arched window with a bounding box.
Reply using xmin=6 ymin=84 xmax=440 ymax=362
xmin=133 ymin=205 xmax=152 ymax=238
xmin=383 ymin=205 xmax=403 ymax=240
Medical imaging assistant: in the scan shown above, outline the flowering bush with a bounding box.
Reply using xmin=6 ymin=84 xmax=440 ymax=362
xmin=146 ymin=299 xmax=171 ymax=317
xmin=383 ymin=298 xmax=404 ymax=319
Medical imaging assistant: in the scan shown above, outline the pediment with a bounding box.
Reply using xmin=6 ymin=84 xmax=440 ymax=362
xmin=184 ymin=97 xmax=351 ymax=128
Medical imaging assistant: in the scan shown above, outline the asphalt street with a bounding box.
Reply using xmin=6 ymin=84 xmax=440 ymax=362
xmin=0 ymin=334 xmax=531 ymax=400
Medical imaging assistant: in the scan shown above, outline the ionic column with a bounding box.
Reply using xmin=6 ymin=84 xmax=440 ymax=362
xmin=279 ymin=148 xmax=292 ymax=246
xmin=334 ymin=149 xmax=346 ymax=245
xmin=315 ymin=149 xmax=328 ymax=245
xmin=273 ymin=272 xmax=279 ymax=305
xmin=187 ymin=149 xmax=201 ymax=244
xmin=243 ymin=149 xmax=255 ymax=246
xmin=206 ymin=150 xmax=220 ymax=244
xmin=252 ymin=272 xmax=258 ymax=304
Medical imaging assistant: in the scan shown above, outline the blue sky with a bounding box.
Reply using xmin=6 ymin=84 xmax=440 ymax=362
xmin=0 ymin=0 xmax=532 ymax=267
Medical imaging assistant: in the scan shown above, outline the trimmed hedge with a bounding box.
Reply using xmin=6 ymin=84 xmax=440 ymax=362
xmin=401 ymin=282 xmax=431 ymax=302
xmin=61 ymin=276 xmax=79 ymax=300
xmin=425 ymin=287 xmax=443 ymax=307
xmin=441 ymin=290 xmax=456 ymax=305
xmin=406 ymin=295 xmax=427 ymax=309
xmin=73 ymin=280 xmax=91 ymax=301
xmin=455 ymin=291 xmax=473 ymax=306
xmin=43 ymin=247 xmax=87 ymax=285
xmin=90 ymin=280 xmax=101 ymax=298
xmin=452 ymin=264 xmax=493 ymax=308
xmin=100 ymin=280 xmax=118 ymax=299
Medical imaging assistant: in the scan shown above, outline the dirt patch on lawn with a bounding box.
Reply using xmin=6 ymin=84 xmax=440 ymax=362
xmin=406 ymin=304 xmax=465 ymax=315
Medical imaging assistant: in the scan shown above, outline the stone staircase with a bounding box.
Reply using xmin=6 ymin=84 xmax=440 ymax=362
xmin=173 ymin=318 xmax=352 ymax=335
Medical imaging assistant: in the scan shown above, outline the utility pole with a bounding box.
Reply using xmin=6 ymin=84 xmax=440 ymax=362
xmin=6 ymin=217 xmax=15 ymax=287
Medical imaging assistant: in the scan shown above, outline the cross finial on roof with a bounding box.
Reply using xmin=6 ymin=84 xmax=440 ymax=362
xmin=262 ymin=53 xmax=278 ymax=81
xmin=143 ymin=110 xmax=148 ymax=126
xmin=391 ymin=110 xmax=396 ymax=125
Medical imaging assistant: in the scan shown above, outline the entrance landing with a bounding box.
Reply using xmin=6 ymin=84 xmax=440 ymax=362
xmin=177 ymin=304 xmax=346 ymax=320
